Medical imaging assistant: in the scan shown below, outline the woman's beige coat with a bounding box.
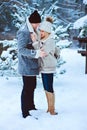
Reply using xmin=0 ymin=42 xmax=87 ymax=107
xmin=33 ymin=34 xmax=60 ymax=73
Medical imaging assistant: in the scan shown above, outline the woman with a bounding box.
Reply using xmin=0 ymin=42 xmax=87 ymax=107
xmin=32 ymin=17 xmax=60 ymax=115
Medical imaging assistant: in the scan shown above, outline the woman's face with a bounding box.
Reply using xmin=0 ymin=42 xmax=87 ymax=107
xmin=40 ymin=30 xmax=48 ymax=39
xmin=40 ymin=30 xmax=45 ymax=39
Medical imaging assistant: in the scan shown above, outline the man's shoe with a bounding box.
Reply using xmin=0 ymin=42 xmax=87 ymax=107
xmin=22 ymin=112 xmax=31 ymax=118
xmin=29 ymin=107 xmax=37 ymax=111
xmin=33 ymin=107 xmax=37 ymax=110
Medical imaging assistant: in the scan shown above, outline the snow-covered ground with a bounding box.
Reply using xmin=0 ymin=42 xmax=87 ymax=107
xmin=0 ymin=48 xmax=87 ymax=130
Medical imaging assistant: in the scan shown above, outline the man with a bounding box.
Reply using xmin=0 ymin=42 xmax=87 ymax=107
xmin=17 ymin=10 xmax=46 ymax=118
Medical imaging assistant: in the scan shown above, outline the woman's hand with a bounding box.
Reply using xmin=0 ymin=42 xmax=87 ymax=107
xmin=30 ymin=33 xmax=36 ymax=42
xmin=40 ymin=48 xmax=48 ymax=58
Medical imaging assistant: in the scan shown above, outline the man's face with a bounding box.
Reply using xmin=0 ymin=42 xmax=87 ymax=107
xmin=32 ymin=23 xmax=40 ymax=30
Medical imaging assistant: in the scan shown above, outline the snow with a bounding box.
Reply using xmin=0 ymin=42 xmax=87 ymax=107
xmin=56 ymin=39 xmax=72 ymax=48
xmin=0 ymin=47 xmax=87 ymax=130
xmin=73 ymin=15 xmax=87 ymax=29
xmin=83 ymin=0 xmax=87 ymax=4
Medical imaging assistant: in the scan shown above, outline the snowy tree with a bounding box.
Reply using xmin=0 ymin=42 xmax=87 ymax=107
xmin=0 ymin=0 xmax=86 ymax=76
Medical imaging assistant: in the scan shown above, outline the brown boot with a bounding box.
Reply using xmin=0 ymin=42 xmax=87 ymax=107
xmin=45 ymin=91 xmax=58 ymax=115
xmin=45 ymin=91 xmax=50 ymax=112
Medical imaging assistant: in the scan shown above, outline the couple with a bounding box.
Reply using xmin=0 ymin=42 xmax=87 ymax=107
xmin=17 ymin=10 xmax=59 ymax=118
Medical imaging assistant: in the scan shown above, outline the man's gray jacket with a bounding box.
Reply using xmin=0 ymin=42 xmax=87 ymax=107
xmin=17 ymin=23 xmax=39 ymax=76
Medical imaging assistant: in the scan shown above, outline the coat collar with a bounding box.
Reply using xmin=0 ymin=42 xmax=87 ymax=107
xmin=26 ymin=17 xmax=34 ymax=33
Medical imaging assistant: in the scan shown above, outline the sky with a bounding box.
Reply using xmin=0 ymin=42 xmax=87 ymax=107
xmin=0 ymin=47 xmax=87 ymax=130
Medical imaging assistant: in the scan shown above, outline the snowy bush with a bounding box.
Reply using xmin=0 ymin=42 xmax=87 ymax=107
xmin=73 ymin=15 xmax=87 ymax=38
xmin=0 ymin=39 xmax=18 ymax=76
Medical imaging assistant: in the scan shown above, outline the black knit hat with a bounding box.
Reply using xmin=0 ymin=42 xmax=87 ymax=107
xmin=29 ymin=10 xmax=41 ymax=23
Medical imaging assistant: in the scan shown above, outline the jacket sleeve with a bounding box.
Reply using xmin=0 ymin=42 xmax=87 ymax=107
xmin=32 ymin=41 xmax=40 ymax=50
xmin=54 ymin=46 xmax=60 ymax=59
xmin=17 ymin=30 xmax=40 ymax=58
xmin=49 ymin=39 xmax=60 ymax=59
xmin=44 ymin=38 xmax=55 ymax=54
